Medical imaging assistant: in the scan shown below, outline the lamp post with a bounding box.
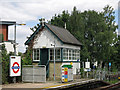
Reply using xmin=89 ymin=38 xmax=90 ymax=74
xmin=14 ymin=23 xmax=16 ymax=56
xmin=51 ymin=41 xmax=56 ymax=81
xmin=13 ymin=22 xmax=26 ymax=83
xmin=14 ymin=23 xmax=26 ymax=56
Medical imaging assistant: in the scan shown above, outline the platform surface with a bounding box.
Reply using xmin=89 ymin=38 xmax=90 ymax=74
xmin=2 ymin=79 xmax=95 ymax=89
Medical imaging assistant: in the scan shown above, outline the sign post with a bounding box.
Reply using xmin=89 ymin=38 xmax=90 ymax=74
xmin=108 ymin=62 xmax=111 ymax=81
xmin=10 ymin=56 xmax=21 ymax=82
xmin=85 ymin=59 xmax=90 ymax=78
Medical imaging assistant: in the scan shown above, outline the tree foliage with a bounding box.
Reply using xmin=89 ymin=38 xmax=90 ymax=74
xmin=49 ymin=5 xmax=118 ymax=66
xmin=1 ymin=44 xmax=14 ymax=84
xmin=22 ymin=49 xmax=32 ymax=65
xmin=1 ymin=44 xmax=32 ymax=84
xmin=111 ymin=36 xmax=120 ymax=68
xmin=1 ymin=44 xmax=9 ymax=84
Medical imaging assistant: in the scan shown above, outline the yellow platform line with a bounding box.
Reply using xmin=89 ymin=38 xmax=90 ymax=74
xmin=43 ymin=79 xmax=95 ymax=89
xmin=43 ymin=83 xmax=70 ymax=89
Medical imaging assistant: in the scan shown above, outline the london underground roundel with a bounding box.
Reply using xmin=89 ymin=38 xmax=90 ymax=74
xmin=12 ymin=62 xmax=20 ymax=73
xmin=10 ymin=56 xmax=21 ymax=77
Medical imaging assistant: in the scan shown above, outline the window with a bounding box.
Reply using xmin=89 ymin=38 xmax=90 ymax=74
xmin=63 ymin=49 xmax=68 ymax=60
xmin=56 ymin=49 xmax=61 ymax=60
xmin=72 ymin=50 xmax=75 ymax=60
xmin=63 ymin=48 xmax=80 ymax=61
xmin=76 ymin=50 xmax=80 ymax=60
xmin=50 ymin=49 xmax=54 ymax=60
xmin=33 ymin=49 xmax=40 ymax=61
xmin=69 ymin=50 xmax=72 ymax=60
xmin=50 ymin=48 xmax=61 ymax=60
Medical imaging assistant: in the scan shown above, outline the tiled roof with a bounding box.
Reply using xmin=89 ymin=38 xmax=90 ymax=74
xmin=25 ymin=23 xmax=82 ymax=46
xmin=46 ymin=24 xmax=82 ymax=46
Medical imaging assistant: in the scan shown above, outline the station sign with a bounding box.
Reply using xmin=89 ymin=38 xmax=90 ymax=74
xmin=85 ymin=62 xmax=90 ymax=68
xmin=10 ymin=56 xmax=21 ymax=77
xmin=84 ymin=68 xmax=91 ymax=72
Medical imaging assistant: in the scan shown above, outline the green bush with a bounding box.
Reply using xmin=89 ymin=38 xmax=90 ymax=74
xmin=1 ymin=44 xmax=33 ymax=84
xmin=22 ymin=49 xmax=32 ymax=65
xmin=1 ymin=44 xmax=13 ymax=84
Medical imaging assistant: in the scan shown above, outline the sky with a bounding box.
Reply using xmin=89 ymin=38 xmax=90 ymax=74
xmin=0 ymin=0 xmax=119 ymax=53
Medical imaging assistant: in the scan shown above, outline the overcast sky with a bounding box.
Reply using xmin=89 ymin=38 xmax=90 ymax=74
xmin=0 ymin=0 xmax=119 ymax=53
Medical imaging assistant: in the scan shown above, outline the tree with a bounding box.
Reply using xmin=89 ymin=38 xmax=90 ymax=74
xmin=1 ymin=44 xmax=10 ymax=84
xmin=22 ymin=49 xmax=32 ymax=65
xmin=49 ymin=5 xmax=118 ymax=67
xmin=111 ymin=36 xmax=120 ymax=69
xmin=94 ymin=5 xmax=118 ymax=64
xmin=50 ymin=10 xmax=70 ymax=28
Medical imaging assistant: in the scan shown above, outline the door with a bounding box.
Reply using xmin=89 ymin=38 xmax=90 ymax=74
xmin=40 ymin=48 xmax=49 ymax=65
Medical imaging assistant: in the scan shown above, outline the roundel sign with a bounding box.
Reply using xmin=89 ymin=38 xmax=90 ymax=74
xmin=12 ymin=62 xmax=20 ymax=73
xmin=10 ymin=56 xmax=21 ymax=77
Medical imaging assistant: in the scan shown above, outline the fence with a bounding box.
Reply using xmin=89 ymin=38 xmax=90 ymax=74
xmin=22 ymin=65 xmax=46 ymax=83
xmin=94 ymin=69 xmax=120 ymax=81
xmin=80 ymin=68 xmax=120 ymax=81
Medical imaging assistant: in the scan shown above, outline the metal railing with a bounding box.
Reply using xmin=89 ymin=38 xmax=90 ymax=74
xmin=22 ymin=65 xmax=46 ymax=83
xmin=46 ymin=60 xmax=49 ymax=78
xmin=75 ymin=68 xmax=120 ymax=82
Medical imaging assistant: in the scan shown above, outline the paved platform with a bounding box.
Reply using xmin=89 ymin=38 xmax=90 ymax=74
xmin=2 ymin=79 xmax=95 ymax=89
xmin=44 ymin=79 xmax=96 ymax=90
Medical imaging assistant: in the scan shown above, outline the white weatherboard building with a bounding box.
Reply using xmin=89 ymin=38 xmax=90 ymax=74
xmin=118 ymin=1 xmax=120 ymax=36
xmin=25 ymin=22 xmax=82 ymax=79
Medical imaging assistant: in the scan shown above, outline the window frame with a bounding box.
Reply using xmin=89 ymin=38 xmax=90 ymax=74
xmin=49 ymin=48 xmax=61 ymax=61
xmin=63 ymin=48 xmax=68 ymax=60
xmin=33 ymin=48 xmax=40 ymax=61
xmin=63 ymin=48 xmax=80 ymax=61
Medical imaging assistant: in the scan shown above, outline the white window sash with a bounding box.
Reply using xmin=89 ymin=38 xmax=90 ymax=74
xmin=63 ymin=49 xmax=80 ymax=61
xmin=33 ymin=49 xmax=40 ymax=61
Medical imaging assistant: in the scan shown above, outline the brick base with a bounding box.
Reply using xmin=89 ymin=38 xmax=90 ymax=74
xmin=48 ymin=62 xmax=62 ymax=81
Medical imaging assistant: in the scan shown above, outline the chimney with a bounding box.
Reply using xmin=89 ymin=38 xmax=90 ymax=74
xmin=40 ymin=18 xmax=45 ymax=27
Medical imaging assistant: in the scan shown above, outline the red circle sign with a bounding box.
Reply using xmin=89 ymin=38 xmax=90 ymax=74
xmin=12 ymin=62 xmax=20 ymax=73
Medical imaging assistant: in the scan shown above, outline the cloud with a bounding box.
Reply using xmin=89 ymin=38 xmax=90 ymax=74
xmin=1 ymin=0 xmax=119 ymax=21
xmin=0 ymin=3 xmax=37 ymax=22
xmin=0 ymin=0 xmax=119 ymax=52
xmin=8 ymin=25 xmax=33 ymax=52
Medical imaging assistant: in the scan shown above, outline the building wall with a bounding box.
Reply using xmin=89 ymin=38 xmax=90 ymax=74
xmin=49 ymin=62 xmax=80 ymax=80
xmin=33 ymin=28 xmax=62 ymax=49
xmin=0 ymin=25 xmax=8 ymax=41
xmin=33 ymin=27 xmax=80 ymax=49
xmin=49 ymin=62 xmax=62 ymax=80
